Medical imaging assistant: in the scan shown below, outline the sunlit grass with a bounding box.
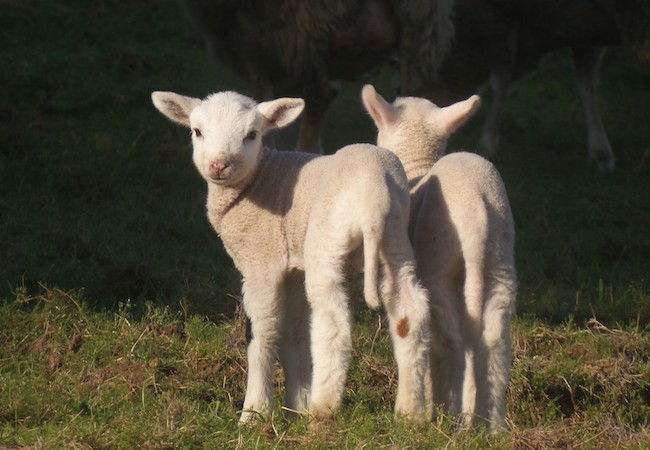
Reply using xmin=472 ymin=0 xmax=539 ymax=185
xmin=2 ymin=287 xmax=650 ymax=448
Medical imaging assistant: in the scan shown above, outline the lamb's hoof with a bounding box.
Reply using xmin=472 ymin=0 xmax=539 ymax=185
xmin=459 ymin=412 xmax=474 ymax=430
xmin=395 ymin=404 xmax=428 ymax=424
xmin=309 ymin=403 xmax=336 ymax=422
xmin=307 ymin=405 xmax=337 ymax=433
xmin=238 ymin=409 xmax=267 ymax=426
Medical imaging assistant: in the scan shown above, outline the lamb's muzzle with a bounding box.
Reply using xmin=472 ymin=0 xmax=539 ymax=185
xmin=209 ymin=161 xmax=231 ymax=180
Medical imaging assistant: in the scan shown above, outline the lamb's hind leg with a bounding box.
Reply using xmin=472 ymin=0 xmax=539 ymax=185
xmin=304 ymin=241 xmax=353 ymax=419
xmin=474 ymin=271 xmax=516 ymax=432
xmin=381 ymin=239 xmax=431 ymax=420
xmin=279 ymin=272 xmax=312 ymax=416
xmin=460 ymin=263 xmax=485 ymax=428
xmin=425 ymin=275 xmax=464 ymax=417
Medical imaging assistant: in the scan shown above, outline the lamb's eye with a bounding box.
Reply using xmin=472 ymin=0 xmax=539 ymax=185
xmin=192 ymin=128 xmax=202 ymax=138
xmin=244 ymin=130 xmax=257 ymax=142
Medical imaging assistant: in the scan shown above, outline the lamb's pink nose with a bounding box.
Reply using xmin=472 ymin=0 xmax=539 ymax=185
xmin=209 ymin=162 xmax=230 ymax=178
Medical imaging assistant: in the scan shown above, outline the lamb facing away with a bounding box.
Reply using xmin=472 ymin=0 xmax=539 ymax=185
xmin=151 ymin=90 xmax=431 ymax=423
xmin=428 ymin=0 xmax=650 ymax=171
xmin=179 ymin=0 xmax=454 ymax=152
xmin=362 ymin=84 xmax=517 ymax=431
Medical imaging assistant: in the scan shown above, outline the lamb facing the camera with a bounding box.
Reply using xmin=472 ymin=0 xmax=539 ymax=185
xmin=152 ymin=89 xmax=431 ymax=423
xmin=362 ymin=84 xmax=516 ymax=431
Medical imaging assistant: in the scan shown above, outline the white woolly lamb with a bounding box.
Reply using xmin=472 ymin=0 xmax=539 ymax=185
xmin=362 ymin=84 xmax=517 ymax=431
xmin=151 ymin=90 xmax=431 ymax=423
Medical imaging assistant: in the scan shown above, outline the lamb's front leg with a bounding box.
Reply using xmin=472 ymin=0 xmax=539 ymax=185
xmin=239 ymin=275 xmax=285 ymax=424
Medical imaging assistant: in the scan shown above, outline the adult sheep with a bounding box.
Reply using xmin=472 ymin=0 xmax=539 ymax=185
xmin=428 ymin=0 xmax=650 ymax=171
xmin=179 ymin=0 xmax=454 ymax=152
xmin=362 ymin=84 xmax=516 ymax=431
xmin=151 ymin=89 xmax=431 ymax=423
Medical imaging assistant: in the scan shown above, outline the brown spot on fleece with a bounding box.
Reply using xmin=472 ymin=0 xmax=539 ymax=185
xmin=397 ymin=317 xmax=410 ymax=338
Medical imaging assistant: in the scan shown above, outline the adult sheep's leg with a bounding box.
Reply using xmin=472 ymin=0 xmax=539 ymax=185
xmin=279 ymin=272 xmax=312 ymax=415
xmin=296 ymin=75 xmax=339 ymax=153
xmin=239 ymin=275 xmax=285 ymax=424
xmin=478 ymin=29 xmax=518 ymax=157
xmin=572 ymin=46 xmax=615 ymax=172
xmin=304 ymin=242 xmax=353 ymax=419
xmin=265 ymin=78 xmax=325 ymax=152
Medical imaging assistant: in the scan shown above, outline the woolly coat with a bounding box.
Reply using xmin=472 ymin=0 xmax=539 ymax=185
xmin=206 ymin=144 xmax=409 ymax=290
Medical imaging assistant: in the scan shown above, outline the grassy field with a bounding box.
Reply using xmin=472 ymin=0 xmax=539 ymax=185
xmin=1 ymin=0 xmax=650 ymax=448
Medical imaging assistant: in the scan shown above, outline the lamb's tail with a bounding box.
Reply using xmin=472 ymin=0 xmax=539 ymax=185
xmin=362 ymin=230 xmax=382 ymax=310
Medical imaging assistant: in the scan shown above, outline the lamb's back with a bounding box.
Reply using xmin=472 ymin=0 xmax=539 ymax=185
xmin=214 ymin=145 xmax=408 ymax=275
xmin=410 ymin=152 xmax=513 ymax=277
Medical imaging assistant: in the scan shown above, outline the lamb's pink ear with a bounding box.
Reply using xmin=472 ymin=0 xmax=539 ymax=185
xmin=361 ymin=84 xmax=398 ymax=130
xmin=257 ymin=98 xmax=304 ymax=132
xmin=151 ymin=91 xmax=201 ymax=127
xmin=437 ymin=95 xmax=481 ymax=135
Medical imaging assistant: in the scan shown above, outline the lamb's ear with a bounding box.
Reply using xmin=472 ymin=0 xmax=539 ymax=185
xmin=361 ymin=84 xmax=398 ymax=130
xmin=151 ymin=91 xmax=201 ymax=127
xmin=437 ymin=94 xmax=481 ymax=135
xmin=257 ymin=98 xmax=305 ymax=132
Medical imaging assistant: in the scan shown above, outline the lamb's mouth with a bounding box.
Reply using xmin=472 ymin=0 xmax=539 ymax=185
xmin=208 ymin=161 xmax=233 ymax=182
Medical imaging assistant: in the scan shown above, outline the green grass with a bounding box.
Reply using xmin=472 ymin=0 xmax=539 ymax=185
xmin=1 ymin=0 xmax=650 ymax=448
xmin=2 ymin=287 xmax=650 ymax=448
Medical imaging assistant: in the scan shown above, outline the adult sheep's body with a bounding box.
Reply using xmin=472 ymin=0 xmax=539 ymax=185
xmin=180 ymin=0 xmax=454 ymax=152
xmin=429 ymin=0 xmax=650 ymax=171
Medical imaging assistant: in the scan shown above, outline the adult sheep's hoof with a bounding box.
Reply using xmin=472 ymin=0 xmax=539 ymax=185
xmin=589 ymin=146 xmax=615 ymax=172
xmin=640 ymin=147 xmax=650 ymax=171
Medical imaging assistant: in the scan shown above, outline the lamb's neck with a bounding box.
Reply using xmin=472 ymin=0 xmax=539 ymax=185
xmin=396 ymin=144 xmax=444 ymax=185
xmin=403 ymin=157 xmax=435 ymax=185
xmin=207 ymin=183 xmax=247 ymax=220
xmin=392 ymin=134 xmax=446 ymax=185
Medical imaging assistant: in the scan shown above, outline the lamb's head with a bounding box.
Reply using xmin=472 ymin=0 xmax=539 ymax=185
xmin=152 ymin=91 xmax=304 ymax=187
xmin=361 ymin=84 xmax=480 ymax=176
